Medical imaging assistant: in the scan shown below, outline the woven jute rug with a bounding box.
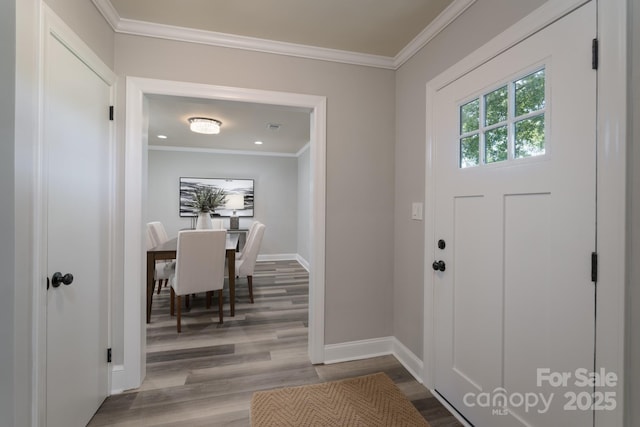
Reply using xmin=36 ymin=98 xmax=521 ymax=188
xmin=250 ymin=372 xmax=430 ymax=426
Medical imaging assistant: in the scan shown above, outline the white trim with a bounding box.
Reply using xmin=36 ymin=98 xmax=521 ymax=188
xmin=91 ymin=0 xmax=473 ymax=70
xmin=123 ymin=77 xmax=327 ymax=388
xmin=324 ymin=337 xmax=394 ymax=364
xmin=296 ymin=254 xmax=310 ymax=272
xmin=148 ymin=144 xmax=300 ymax=158
xmin=121 ymin=78 xmax=146 ymax=392
xmin=44 ymin=6 xmax=116 ymax=85
xmin=109 ymin=365 xmax=126 ymax=395
xmin=391 ymin=337 xmax=424 ymax=383
xmin=594 ymin=1 xmax=627 ymax=426
xmin=118 ymin=19 xmax=395 ymax=69
xmin=394 ymin=0 xmax=476 ymax=68
xmin=308 ymin=100 xmax=326 ymax=365
xmin=91 ymin=0 xmax=120 ymax=29
xmin=323 ymin=337 xmax=424 ymax=384
xmin=424 ymin=0 xmax=591 ymax=92
xmin=295 ymin=141 xmax=311 ymax=158
xmin=256 ymin=253 xmax=298 ymax=262
xmin=423 ymin=1 xmax=627 ymax=425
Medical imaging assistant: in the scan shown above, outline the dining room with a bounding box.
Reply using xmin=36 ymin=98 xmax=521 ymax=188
xmin=142 ymin=93 xmax=313 ymax=351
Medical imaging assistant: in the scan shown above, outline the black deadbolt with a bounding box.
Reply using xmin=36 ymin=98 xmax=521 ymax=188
xmin=437 ymin=239 xmax=446 ymax=250
xmin=432 ymin=260 xmax=446 ymax=272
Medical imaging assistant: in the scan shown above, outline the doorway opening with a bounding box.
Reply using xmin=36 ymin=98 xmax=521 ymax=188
xmin=120 ymin=78 xmax=326 ymax=391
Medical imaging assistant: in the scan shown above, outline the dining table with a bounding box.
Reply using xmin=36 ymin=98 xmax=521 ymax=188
xmin=146 ymin=232 xmax=240 ymax=323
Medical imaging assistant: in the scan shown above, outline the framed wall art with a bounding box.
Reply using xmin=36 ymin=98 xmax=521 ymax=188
xmin=179 ymin=177 xmax=254 ymax=217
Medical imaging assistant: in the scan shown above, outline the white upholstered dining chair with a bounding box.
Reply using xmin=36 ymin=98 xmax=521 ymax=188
xmin=235 ymin=222 xmax=265 ymax=304
xmin=237 ymin=221 xmax=261 ymax=260
xmin=146 ymin=223 xmax=174 ymax=295
xmin=148 ymin=221 xmax=169 ymax=246
xmin=169 ymin=229 xmax=227 ymax=332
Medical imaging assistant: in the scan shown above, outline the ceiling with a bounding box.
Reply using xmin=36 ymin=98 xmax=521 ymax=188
xmin=107 ymin=0 xmax=454 ymax=58
xmin=147 ymin=95 xmax=311 ymax=155
xmin=101 ymin=0 xmax=457 ymax=155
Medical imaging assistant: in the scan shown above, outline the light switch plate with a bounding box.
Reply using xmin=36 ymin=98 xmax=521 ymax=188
xmin=411 ymin=202 xmax=423 ymax=220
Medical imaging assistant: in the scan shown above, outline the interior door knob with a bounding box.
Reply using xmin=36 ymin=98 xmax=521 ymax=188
xmin=432 ymin=260 xmax=446 ymax=272
xmin=51 ymin=272 xmax=74 ymax=288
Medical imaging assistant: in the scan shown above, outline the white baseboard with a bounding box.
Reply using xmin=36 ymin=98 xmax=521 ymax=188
xmin=256 ymin=253 xmax=298 ymax=262
xmin=324 ymin=337 xmax=394 ymax=364
xmin=296 ymin=254 xmax=310 ymax=271
xmin=324 ymin=336 xmax=424 ymax=384
xmin=391 ymin=337 xmax=424 ymax=383
xmin=110 ymin=364 xmax=126 ymax=395
xmin=256 ymin=253 xmax=310 ymax=271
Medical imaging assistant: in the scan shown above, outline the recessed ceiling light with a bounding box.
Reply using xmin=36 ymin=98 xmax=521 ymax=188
xmin=157 ymin=135 xmax=168 ymax=139
xmin=254 ymin=141 xmax=263 ymax=145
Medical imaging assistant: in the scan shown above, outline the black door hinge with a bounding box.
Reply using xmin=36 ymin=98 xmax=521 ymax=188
xmin=107 ymin=348 xmax=112 ymax=363
xmin=109 ymin=105 xmax=114 ymax=121
xmin=591 ymin=252 xmax=598 ymax=282
xmin=592 ymin=38 xmax=598 ymax=70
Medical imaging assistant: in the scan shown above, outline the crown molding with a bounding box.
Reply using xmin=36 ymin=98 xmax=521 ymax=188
xmin=92 ymin=0 xmax=120 ymax=28
xmin=120 ymin=18 xmax=396 ymax=69
xmin=394 ymin=0 xmax=476 ymax=68
xmin=148 ymin=145 xmax=301 ymax=158
xmin=92 ymin=0 xmax=474 ymax=70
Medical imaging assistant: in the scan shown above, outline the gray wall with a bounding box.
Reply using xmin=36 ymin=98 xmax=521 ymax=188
xmin=627 ymin=0 xmax=639 ymax=424
xmin=147 ymin=149 xmax=299 ymax=255
xmin=393 ymin=0 xmax=547 ymax=359
xmin=297 ymin=145 xmax=311 ymax=264
xmin=114 ymin=34 xmax=396 ymax=350
xmin=44 ymin=0 xmax=115 ymax=68
xmin=1 ymin=1 xmax=16 ymax=424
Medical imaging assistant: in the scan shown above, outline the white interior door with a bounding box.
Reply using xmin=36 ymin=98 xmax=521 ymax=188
xmin=44 ymin=30 xmax=110 ymax=427
xmin=432 ymin=3 xmax=596 ymax=426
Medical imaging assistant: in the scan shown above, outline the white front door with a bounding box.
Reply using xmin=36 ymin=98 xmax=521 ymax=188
xmin=44 ymin=28 xmax=111 ymax=427
xmin=432 ymin=3 xmax=596 ymax=426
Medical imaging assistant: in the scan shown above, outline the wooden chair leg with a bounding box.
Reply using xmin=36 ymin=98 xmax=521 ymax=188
xmin=185 ymin=294 xmax=190 ymax=309
xmin=170 ymin=287 xmax=175 ymax=316
xmin=247 ymin=275 xmax=254 ymax=303
xmin=176 ymin=295 xmax=182 ymax=333
xmin=218 ymin=289 xmax=224 ymax=324
xmin=206 ymin=291 xmax=212 ymax=309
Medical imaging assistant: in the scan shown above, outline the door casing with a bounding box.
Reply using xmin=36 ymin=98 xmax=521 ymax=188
xmin=118 ymin=77 xmax=327 ymax=392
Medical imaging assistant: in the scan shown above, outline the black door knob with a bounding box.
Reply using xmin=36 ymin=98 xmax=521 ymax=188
xmin=432 ymin=260 xmax=446 ymax=272
xmin=51 ymin=272 xmax=74 ymax=288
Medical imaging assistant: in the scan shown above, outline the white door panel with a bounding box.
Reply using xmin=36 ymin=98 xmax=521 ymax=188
xmin=433 ymin=2 xmax=596 ymax=426
xmin=44 ymin=31 xmax=110 ymax=427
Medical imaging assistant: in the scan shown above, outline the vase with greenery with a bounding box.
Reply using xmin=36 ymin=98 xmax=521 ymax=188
xmin=190 ymin=186 xmax=226 ymax=229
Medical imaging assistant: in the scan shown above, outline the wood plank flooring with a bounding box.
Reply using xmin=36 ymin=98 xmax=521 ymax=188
xmin=89 ymin=260 xmax=461 ymax=426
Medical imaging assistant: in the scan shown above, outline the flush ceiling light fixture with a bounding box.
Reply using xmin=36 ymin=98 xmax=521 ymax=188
xmin=188 ymin=117 xmax=221 ymax=134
